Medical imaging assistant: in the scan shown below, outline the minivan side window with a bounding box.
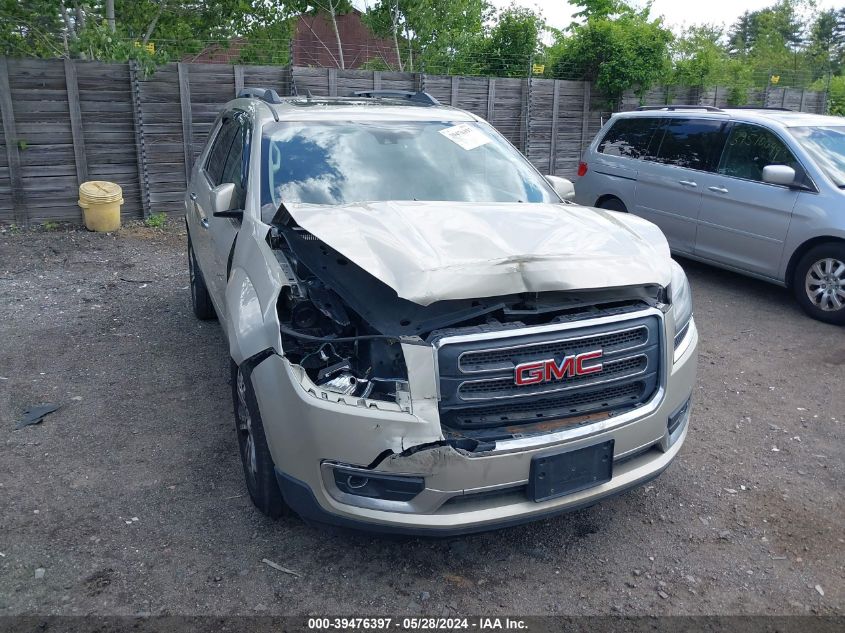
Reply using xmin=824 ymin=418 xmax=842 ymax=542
xmin=653 ymin=118 xmax=726 ymax=171
xmin=717 ymin=123 xmax=800 ymax=183
xmin=219 ymin=113 xmax=251 ymax=209
xmin=204 ymin=118 xmax=238 ymax=186
xmin=597 ymin=117 xmax=661 ymax=159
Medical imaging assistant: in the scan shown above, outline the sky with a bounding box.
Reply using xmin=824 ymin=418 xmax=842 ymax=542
xmin=489 ymin=0 xmax=841 ymax=33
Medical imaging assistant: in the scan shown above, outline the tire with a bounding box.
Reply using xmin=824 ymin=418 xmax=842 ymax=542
xmin=231 ymin=360 xmax=288 ymax=518
xmin=188 ymin=239 xmax=216 ymax=321
xmin=792 ymin=243 xmax=845 ymax=325
xmin=596 ymin=197 xmax=627 ymax=213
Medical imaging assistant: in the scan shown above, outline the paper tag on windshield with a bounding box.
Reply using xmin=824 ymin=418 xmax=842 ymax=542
xmin=439 ymin=123 xmax=491 ymax=151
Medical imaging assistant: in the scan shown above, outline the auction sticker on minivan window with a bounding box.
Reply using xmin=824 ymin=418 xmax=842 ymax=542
xmin=439 ymin=123 xmax=491 ymax=150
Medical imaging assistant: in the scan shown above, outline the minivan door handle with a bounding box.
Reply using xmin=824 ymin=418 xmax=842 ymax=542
xmin=708 ymin=186 xmax=729 ymax=194
xmin=678 ymin=180 xmax=698 ymax=188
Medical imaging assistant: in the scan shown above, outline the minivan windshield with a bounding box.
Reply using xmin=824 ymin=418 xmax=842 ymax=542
xmin=260 ymin=121 xmax=558 ymax=206
xmin=787 ymin=126 xmax=845 ymax=188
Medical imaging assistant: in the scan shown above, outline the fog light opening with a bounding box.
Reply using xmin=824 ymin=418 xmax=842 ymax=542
xmin=668 ymin=397 xmax=691 ymax=436
xmin=332 ymin=467 xmax=425 ymax=502
xmin=346 ymin=475 xmax=369 ymax=489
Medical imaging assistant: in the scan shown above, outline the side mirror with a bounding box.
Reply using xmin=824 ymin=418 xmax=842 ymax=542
xmin=211 ymin=183 xmax=243 ymax=219
xmin=546 ymin=175 xmax=575 ymax=201
xmin=762 ymin=165 xmax=796 ymax=187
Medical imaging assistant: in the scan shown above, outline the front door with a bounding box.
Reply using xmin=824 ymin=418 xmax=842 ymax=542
xmin=694 ymin=123 xmax=801 ymax=278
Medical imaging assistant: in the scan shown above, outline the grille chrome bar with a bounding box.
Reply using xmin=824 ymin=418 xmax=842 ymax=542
xmin=457 ymin=354 xmax=648 ymax=401
xmin=458 ymin=324 xmax=649 ymax=374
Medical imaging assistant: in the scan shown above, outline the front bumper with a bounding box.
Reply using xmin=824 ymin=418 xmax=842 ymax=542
xmin=250 ymin=319 xmax=698 ymax=535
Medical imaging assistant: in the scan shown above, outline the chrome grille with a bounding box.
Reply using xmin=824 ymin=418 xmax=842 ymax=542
xmin=459 ymin=325 xmax=648 ymax=373
xmin=457 ymin=355 xmax=647 ymax=400
xmin=435 ymin=313 xmax=662 ymax=431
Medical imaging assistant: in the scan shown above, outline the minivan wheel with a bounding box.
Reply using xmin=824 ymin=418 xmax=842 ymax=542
xmin=793 ymin=243 xmax=845 ymax=325
xmin=188 ymin=240 xmax=216 ymax=320
xmin=596 ymin=197 xmax=627 ymax=213
xmin=231 ymin=360 xmax=288 ymax=518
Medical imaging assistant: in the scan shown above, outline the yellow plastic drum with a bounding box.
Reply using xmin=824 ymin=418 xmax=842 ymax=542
xmin=78 ymin=181 xmax=123 ymax=232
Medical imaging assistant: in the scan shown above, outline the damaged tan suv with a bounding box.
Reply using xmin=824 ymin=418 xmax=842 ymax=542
xmin=185 ymin=88 xmax=698 ymax=535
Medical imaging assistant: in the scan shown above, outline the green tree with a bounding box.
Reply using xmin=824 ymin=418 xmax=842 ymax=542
xmin=550 ymin=2 xmax=672 ymax=105
xmin=364 ymin=0 xmax=488 ymax=73
xmin=672 ymin=25 xmax=729 ymax=88
xmin=570 ymin=0 xmax=624 ymax=22
xmin=476 ymin=5 xmax=543 ymax=77
xmin=807 ymin=8 xmax=844 ymax=77
xmin=0 ymin=0 xmax=67 ymax=57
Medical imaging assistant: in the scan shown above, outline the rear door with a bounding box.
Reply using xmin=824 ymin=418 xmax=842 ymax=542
xmin=633 ymin=117 xmax=728 ymax=255
xmin=694 ymin=122 xmax=802 ymax=278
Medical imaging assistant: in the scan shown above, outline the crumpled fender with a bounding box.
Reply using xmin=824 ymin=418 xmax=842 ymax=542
xmin=225 ymin=217 xmax=286 ymax=365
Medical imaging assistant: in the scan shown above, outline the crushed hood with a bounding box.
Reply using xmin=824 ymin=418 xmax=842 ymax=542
xmin=284 ymin=201 xmax=672 ymax=306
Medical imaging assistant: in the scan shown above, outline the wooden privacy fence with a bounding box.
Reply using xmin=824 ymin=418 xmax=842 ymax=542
xmin=0 ymin=57 xmax=829 ymax=226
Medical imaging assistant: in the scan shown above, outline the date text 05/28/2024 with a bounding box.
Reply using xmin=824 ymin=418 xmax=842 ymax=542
xmin=307 ymin=617 xmax=528 ymax=630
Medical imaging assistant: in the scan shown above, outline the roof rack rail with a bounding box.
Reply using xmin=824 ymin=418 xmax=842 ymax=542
xmin=352 ymin=89 xmax=441 ymax=106
xmin=724 ymin=106 xmax=793 ymax=111
xmin=636 ymin=105 xmax=724 ymax=112
xmin=237 ymin=87 xmax=283 ymax=104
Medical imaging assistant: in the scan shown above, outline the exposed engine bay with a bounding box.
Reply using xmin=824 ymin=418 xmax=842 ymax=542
xmin=268 ymin=206 xmax=667 ymax=407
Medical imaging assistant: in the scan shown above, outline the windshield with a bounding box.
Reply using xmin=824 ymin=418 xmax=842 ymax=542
xmin=787 ymin=126 xmax=845 ymax=188
xmin=260 ymin=120 xmax=558 ymax=206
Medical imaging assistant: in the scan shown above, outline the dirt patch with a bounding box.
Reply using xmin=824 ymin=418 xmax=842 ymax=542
xmin=0 ymin=223 xmax=842 ymax=616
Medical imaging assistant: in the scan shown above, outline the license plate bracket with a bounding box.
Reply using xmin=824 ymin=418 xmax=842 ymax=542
xmin=529 ymin=440 xmax=614 ymax=502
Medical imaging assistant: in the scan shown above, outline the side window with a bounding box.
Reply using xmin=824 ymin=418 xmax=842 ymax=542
xmin=598 ymin=117 xmax=661 ymax=159
xmin=717 ymin=123 xmax=800 ymax=183
xmin=653 ymin=118 xmax=726 ymax=171
xmin=204 ymin=118 xmax=237 ymax=186
xmin=220 ymin=113 xmax=251 ymax=209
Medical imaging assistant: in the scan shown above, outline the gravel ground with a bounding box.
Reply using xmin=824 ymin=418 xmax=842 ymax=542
xmin=0 ymin=222 xmax=842 ymax=617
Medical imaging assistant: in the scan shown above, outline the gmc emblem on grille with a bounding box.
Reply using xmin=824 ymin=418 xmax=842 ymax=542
xmin=514 ymin=350 xmax=604 ymax=386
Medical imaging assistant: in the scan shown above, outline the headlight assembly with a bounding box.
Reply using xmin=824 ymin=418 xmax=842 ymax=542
xmin=669 ymin=260 xmax=693 ymax=354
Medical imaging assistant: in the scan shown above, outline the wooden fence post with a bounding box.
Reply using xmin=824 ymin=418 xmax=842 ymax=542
xmin=234 ymin=65 xmax=244 ymax=97
xmin=177 ymin=62 xmax=194 ymax=185
xmin=129 ymin=61 xmax=151 ymax=218
xmin=328 ymin=67 xmax=337 ymax=96
xmin=64 ymin=59 xmax=88 ymax=196
xmin=580 ymin=82 xmax=591 ymax=153
xmin=486 ymin=78 xmax=496 ymax=122
xmin=519 ymin=76 xmax=533 ymax=154
xmin=548 ymin=80 xmax=560 ymax=175
xmin=0 ymin=57 xmax=26 ymax=227
xmin=373 ymin=71 xmax=381 ymax=91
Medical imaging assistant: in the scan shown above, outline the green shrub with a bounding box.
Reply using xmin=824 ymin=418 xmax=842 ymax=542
xmin=144 ymin=212 xmax=167 ymax=229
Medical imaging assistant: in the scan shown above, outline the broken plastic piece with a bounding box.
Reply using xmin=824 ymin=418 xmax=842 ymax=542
xmin=16 ymin=403 xmax=62 ymax=429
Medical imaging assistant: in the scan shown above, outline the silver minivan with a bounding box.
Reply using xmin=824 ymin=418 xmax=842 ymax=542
xmin=575 ymin=107 xmax=845 ymax=325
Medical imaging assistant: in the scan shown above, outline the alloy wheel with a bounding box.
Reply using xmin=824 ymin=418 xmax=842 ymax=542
xmin=235 ymin=368 xmax=258 ymax=482
xmin=805 ymin=257 xmax=845 ymax=312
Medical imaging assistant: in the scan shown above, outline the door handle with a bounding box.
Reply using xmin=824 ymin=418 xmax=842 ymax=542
xmin=200 ymin=217 xmax=209 ymax=229
xmin=189 ymin=192 xmax=198 ymax=201
xmin=678 ymin=180 xmax=697 ymax=188
xmin=708 ymin=186 xmax=729 ymax=194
